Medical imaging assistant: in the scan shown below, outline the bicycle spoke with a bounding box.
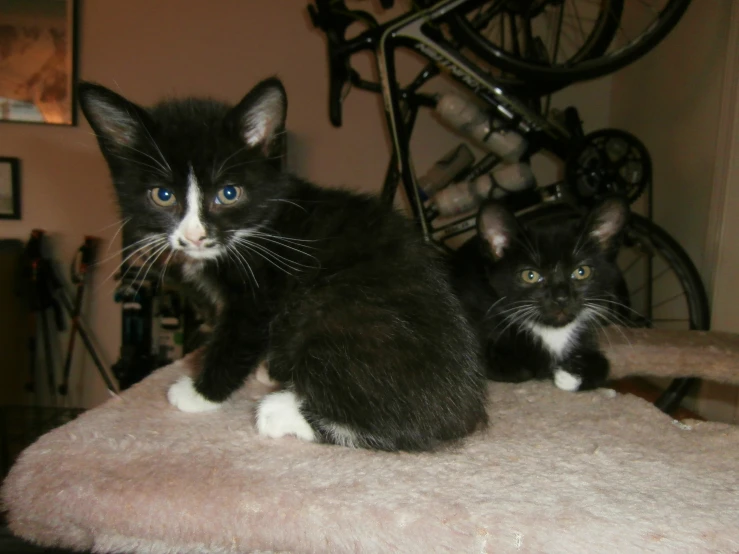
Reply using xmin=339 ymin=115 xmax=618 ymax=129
xmin=550 ymin=4 xmax=566 ymax=64
xmin=569 ymin=0 xmax=587 ymax=43
xmin=521 ymin=15 xmax=535 ymax=61
xmin=630 ymin=265 xmax=674 ymax=297
xmin=635 ymin=0 xmax=660 ymax=17
xmin=620 ymin=252 xmax=647 ymax=276
xmin=470 ymin=1 xmax=504 ymax=29
xmin=651 ymin=291 xmax=687 ymax=311
xmin=651 ymin=318 xmax=689 ymax=323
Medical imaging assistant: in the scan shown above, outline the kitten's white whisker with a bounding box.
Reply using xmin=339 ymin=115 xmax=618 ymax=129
xmin=226 ymin=245 xmax=259 ymax=300
xmin=245 ymin=244 xmax=302 ymax=274
xmin=493 ymin=306 xmax=538 ymax=337
xmin=136 ymin=243 xmax=169 ymax=296
xmin=584 ymin=304 xmax=632 ymax=347
xmin=213 ymin=145 xmax=250 ymax=182
xmin=236 ymin=241 xmax=297 ymax=277
xmin=586 ymin=302 xmax=634 ymax=329
xmin=93 ymin=217 xmax=131 ymax=235
xmin=93 ymin=236 xmax=168 ymax=293
xmin=492 ymin=302 xmax=536 ymax=319
xmin=111 ymin=239 xmax=167 ymax=284
xmin=589 ymin=319 xmax=614 ymax=352
xmin=247 ymin=243 xmax=311 ymax=271
xmin=592 ymin=313 xmax=631 ymax=347
xmin=225 ymin=246 xmax=248 ymax=286
xmin=248 ymin=235 xmax=320 ymax=263
xmin=514 ymin=232 xmax=541 ymax=267
xmin=216 ymin=150 xmax=285 ymax=177
xmin=110 ymin=152 xmax=169 ymax=178
xmin=94 ymin=235 xmax=165 ymax=268
xmin=484 ymin=296 xmax=507 ymax=318
xmin=128 ymin=111 xmax=172 ymax=177
xmin=494 ymin=300 xmax=536 ymax=313
xmin=106 ymin=217 xmax=132 ymax=254
xmin=591 ymin=296 xmax=644 ymax=321
xmin=159 ymin=250 xmax=175 ymax=287
xmin=229 ymin=246 xmax=259 ymax=289
xmin=234 ymin=238 xmax=309 ymax=273
xmin=129 ymin=242 xmax=167 ymax=293
xmin=246 ymin=229 xmax=321 ymax=244
xmin=520 ymin=311 xmax=542 ymax=335
xmin=266 ymin=198 xmax=308 ymax=213
xmin=229 ymin=225 xmax=321 ymax=244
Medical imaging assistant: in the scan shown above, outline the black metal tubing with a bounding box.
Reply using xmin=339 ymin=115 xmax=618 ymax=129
xmin=374 ymin=10 xmax=573 ymax=241
xmin=310 ymin=0 xmax=575 ymax=233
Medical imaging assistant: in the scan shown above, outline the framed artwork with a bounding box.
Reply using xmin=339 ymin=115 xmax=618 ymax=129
xmin=0 ymin=0 xmax=78 ymax=125
xmin=0 ymin=157 xmax=20 ymax=219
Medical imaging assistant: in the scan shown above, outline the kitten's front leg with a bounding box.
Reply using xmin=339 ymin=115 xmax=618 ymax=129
xmin=168 ymin=310 xmax=267 ymax=412
xmin=554 ymin=350 xmax=609 ymax=392
xmin=485 ymin=342 xmax=550 ymax=383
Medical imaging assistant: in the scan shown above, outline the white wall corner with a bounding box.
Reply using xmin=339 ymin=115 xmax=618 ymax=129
xmin=704 ymin=2 xmax=739 ymax=305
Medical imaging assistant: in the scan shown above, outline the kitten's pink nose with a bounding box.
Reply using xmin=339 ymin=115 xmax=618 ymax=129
xmin=181 ymin=231 xmax=208 ymax=247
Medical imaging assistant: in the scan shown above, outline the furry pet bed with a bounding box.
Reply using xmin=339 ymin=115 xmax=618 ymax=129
xmin=3 ymin=328 xmax=739 ymax=553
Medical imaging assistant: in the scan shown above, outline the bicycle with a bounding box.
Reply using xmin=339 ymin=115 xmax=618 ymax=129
xmin=307 ymin=0 xmax=708 ymax=414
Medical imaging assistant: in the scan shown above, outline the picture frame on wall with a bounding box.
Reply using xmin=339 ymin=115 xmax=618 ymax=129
xmin=0 ymin=0 xmax=79 ymax=126
xmin=0 ymin=158 xmax=21 ymax=219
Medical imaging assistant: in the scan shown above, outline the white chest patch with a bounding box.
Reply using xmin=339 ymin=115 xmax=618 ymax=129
xmin=182 ymin=260 xmax=204 ymax=281
xmin=182 ymin=261 xmax=223 ymax=312
xmin=527 ymin=318 xmax=582 ymax=358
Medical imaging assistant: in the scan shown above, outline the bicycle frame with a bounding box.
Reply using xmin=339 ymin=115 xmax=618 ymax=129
xmin=319 ymin=0 xmax=577 ymax=245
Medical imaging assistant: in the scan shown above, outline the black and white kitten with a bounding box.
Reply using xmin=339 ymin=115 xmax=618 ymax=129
xmin=79 ymin=78 xmax=488 ymax=451
xmin=450 ymin=198 xmax=629 ymax=391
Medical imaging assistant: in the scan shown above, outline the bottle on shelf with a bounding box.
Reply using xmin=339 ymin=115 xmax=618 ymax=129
xmin=418 ymin=143 xmax=475 ymax=198
xmin=430 ymin=162 xmax=536 ymax=217
xmin=436 ymin=92 xmax=527 ymax=163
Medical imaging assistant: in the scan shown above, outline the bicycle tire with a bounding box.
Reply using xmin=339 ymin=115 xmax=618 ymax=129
xmin=518 ymin=203 xmax=710 ymax=414
xmin=441 ymin=0 xmax=691 ymax=83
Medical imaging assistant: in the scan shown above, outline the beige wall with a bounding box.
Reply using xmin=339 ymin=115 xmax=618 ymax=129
xmin=610 ymin=2 xmax=732 ymax=281
xmin=0 ymin=1 xmax=611 ymax=408
xmin=610 ymin=2 xmax=736 ymax=421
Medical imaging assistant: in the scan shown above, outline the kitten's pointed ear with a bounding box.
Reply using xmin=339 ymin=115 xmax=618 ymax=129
xmin=583 ymin=196 xmax=630 ymax=252
xmin=229 ymin=77 xmax=286 ymax=156
xmin=78 ymin=81 xmax=152 ymax=154
xmin=477 ymin=201 xmax=520 ymax=261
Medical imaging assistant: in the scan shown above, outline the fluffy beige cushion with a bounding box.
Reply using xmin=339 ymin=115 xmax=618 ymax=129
xmin=3 ymin=328 xmax=739 ymax=553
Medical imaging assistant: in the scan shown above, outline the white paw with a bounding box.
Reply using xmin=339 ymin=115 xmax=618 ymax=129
xmin=167 ymin=376 xmax=221 ymax=413
xmin=554 ymin=368 xmax=582 ymax=392
xmin=256 ymin=391 xmax=316 ymax=442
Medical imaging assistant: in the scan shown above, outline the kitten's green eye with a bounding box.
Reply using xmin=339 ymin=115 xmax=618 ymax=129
xmin=572 ymin=265 xmax=593 ymax=280
xmin=521 ymin=269 xmax=542 ymax=284
xmin=215 ymin=185 xmax=243 ymax=206
xmin=149 ymin=187 xmax=176 ymax=207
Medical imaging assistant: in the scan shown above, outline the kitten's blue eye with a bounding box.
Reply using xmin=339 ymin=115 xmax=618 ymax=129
xmin=215 ymin=185 xmax=243 ymax=205
xmin=571 ymin=265 xmax=593 ymax=280
xmin=521 ymin=269 xmax=542 ymax=284
xmin=149 ymin=187 xmax=176 ymax=207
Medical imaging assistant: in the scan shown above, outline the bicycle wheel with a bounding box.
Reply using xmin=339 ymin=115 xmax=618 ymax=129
xmin=436 ymin=0 xmax=691 ymax=83
xmin=519 ymin=203 xmax=710 ymax=414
